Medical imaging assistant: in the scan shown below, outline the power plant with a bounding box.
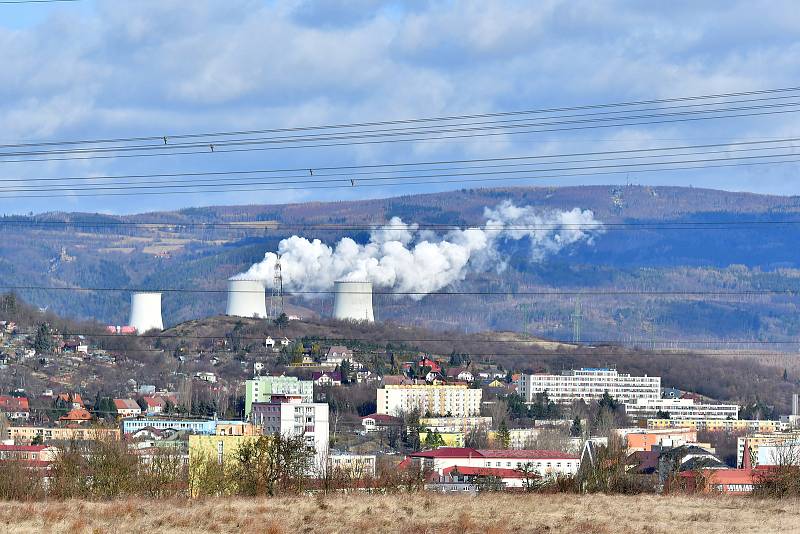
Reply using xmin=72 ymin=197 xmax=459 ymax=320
xmin=226 ymin=278 xmax=268 ymax=318
xmin=128 ymin=292 xmax=164 ymax=333
xmin=333 ymin=280 xmax=374 ymax=322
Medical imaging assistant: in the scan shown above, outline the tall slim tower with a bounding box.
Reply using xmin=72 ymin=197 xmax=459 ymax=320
xmin=269 ymin=255 xmax=284 ymax=319
xmin=571 ymin=299 xmax=582 ymax=343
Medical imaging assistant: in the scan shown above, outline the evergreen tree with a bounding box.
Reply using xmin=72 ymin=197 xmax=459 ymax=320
xmin=340 ymin=359 xmax=351 ymax=385
xmin=33 ymin=323 xmax=53 ymax=354
xmin=570 ymin=416 xmax=583 ymax=437
xmin=273 ymin=313 xmax=289 ymax=328
xmin=496 ymin=420 xmax=511 ymax=449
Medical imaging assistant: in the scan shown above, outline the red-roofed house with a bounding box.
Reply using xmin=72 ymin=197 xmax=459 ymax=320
xmin=361 ymin=413 xmax=403 ymax=432
xmin=113 ymin=399 xmax=142 ymax=418
xmin=59 ymin=408 xmax=93 ymax=423
xmin=143 ymin=396 xmax=166 ymax=415
xmin=410 ymin=447 xmax=579 ymax=478
xmin=0 ymin=395 xmax=30 ymax=420
xmin=57 ymin=393 xmax=83 ymax=409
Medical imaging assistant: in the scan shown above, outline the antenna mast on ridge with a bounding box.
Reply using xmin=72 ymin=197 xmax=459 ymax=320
xmin=269 ymin=254 xmax=284 ymax=319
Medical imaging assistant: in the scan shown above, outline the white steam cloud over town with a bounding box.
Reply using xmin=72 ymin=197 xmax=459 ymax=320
xmin=234 ymin=201 xmax=604 ymax=298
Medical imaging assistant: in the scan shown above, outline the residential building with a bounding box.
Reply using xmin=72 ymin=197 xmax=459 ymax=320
xmin=312 ymin=371 xmax=342 ymax=387
xmin=361 ymin=413 xmax=402 ymax=432
xmin=60 ymin=408 xmax=92 ymax=424
xmin=113 ymin=399 xmax=141 ymax=418
xmin=143 ymin=396 xmax=166 ymax=415
xmin=420 ymin=416 xmax=493 ymax=433
xmin=0 ymin=444 xmax=58 ymax=465
xmin=738 ymin=431 xmax=800 ymax=467
xmin=215 ymin=422 xmax=259 ymax=436
xmin=410 ymin=447 xmax=580 ymax=478
xmin=376 ymin=384 xmax=482 ymax=417
xmin=327 ymin=453 xmax=376 ymax=477
xmin=426 ymin=466 xmax=532 ymax=493
xmin=445 ymin=368 xmax=474 ymax=383
xmin=122 ymin=417 xmax=243 ymax=435
xmin=756 ymin=440 xmax=800 ymax=466
xmin=57 ymin=393 xmax=84 ymax=409
xmin=625 ymin=398 xmax=739 ymax=421
xmin=324 ymin=346 xmax=353 ymax=366
xmin=515 ymin=368 xmax=660 ymax=405
xmin=617 ymin=428 xmax=698 ymax=453
xmin=648 ymin=418 xmax=782 ymax=433
xmin=250 ymin=395 xmax=329 ymax=468
xmin=0 ymin=395 xmax=29 ymax=420
xmin=245 ymin=375 xmax=313 ymax=417
xmin=7 ymin=426 xmax=120 ymax=443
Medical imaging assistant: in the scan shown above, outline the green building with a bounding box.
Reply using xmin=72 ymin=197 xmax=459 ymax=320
xmin=245 ymin=375 xmax=314 ymax=417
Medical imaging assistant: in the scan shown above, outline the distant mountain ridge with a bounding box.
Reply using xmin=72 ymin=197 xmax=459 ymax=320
xmin=3 ymin=185 xmax=800 ymax=347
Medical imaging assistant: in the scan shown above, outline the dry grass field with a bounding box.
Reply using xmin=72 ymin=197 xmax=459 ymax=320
xmin=0 ymin=493 xmax=798 ymax=534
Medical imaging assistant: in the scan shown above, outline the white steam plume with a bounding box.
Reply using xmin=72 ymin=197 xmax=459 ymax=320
xmin=234 ymin=201 xmax=604 ymax=299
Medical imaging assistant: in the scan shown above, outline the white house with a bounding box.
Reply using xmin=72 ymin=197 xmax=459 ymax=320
xmin=410 ymin=447 xmax=580 ymax=478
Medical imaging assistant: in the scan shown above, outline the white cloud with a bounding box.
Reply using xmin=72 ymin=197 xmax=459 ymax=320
xmin=1 ymin=0 xmax=800 ymax=213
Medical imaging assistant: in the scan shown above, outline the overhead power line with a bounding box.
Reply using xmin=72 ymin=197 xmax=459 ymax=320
xmin=3 ymin=285 xmax=800 ymax=296
xmin=5 ymin=219 xmax=800 ymax=231
xmin=2 ymin=88 xmax=800 ymax=163
xmin=4 ymin=85 xmax=800 ymax=150
xmin=10 ymin=329 xmax=799 ymax=346
xmin=2 ymin=151 xmax=800 ymax=199
xmin=2 ymin=136 xmax=799 ymax=191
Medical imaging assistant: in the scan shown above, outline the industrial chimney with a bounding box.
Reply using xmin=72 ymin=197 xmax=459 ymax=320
xmin=128 ymin=292 xmax=164 ymax=333
xmin=333 ymin=280 xmax=374 ymax=322
xmin=226 ymin=278 xmax=267 ymax=318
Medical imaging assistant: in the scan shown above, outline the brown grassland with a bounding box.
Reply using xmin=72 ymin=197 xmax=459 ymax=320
xmin=0 ymin=493 xmax=798 ymax=534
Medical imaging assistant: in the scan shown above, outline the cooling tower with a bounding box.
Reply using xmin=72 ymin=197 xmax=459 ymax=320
xmin=333 ymin=280 xmax=374 ymax=322
xmin=226 ymin=278 xmax=267 ymax=318
xmin=128 ymin=292 xmax=164 ymax=333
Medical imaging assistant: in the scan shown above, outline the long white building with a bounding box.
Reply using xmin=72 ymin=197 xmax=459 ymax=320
xmin=624 ymin=398 xmax=739 ymax=421
xmin=376 ymin=384 xmax=482 ymax=417
xmin=251 ymin=394 xmax=329 ymax=469
xmin=516 ymin=367 xmax=660 ymax=404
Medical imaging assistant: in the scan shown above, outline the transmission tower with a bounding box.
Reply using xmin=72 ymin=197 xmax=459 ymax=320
xmin=269 ymin=255 xmax=284 ymax=319
xmin=571 ymin=299 xmax=582 ymax=343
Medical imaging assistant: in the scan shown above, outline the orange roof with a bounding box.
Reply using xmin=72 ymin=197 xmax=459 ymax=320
xmin=59 ymin=408 xmax=92 ymax=421
xmin=0 ymin=396 xmax=29 ymax=411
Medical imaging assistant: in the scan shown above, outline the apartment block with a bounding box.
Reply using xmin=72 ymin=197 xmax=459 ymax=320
xmin=515 ymin=367 xmax=660 ymax=404
xmin=648 ymin=418 xmax=782 ymax=433
xmin=625 ymin=398 xmax=739 ymax=421
xmin=245 ymin=375 xmax=313 ymax=416
xmin=251 ymin=395 xmax=329 ymax=468
xmin=376 ymin=384 xmax=482 ymax=417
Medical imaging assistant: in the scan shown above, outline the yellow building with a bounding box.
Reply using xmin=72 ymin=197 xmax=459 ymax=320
xmin=7 ymin=426 xmax=120 ymax=443
xmin=215 ymin=422 xmax=259 ymax=436
xmin=647 ymin=418 xmax=782 ymax=433
xmin=736 ymin=431 xmax=800 ymax=467
xmin=419 ymin=431 xmax=465 ymax=447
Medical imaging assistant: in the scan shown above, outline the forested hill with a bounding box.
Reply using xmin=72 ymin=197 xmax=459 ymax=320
xmin=3 ymin=185 xmax=800 ymax=347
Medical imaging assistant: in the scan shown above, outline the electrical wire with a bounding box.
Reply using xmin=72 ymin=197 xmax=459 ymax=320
xmin=3 ymin=94 xmax=800 ymax=163
xmin=3 ymin=285 xmax=800 ymax=295
xmin=2 ymin=152 xmax=800 ymax=199
xmin=4 ymin=85 xmax=800 ymax=150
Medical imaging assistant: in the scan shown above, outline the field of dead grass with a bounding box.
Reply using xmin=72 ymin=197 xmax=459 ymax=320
xmin=0 ymin=493 xmax=797 ymax=533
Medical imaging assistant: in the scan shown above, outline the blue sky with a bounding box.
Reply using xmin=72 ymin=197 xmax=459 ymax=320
xmin=2 ymin=0 xmax=800 ymax=214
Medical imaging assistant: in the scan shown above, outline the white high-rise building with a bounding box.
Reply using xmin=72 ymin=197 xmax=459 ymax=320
xmin=516 ymin=367 xmax=660 ymax=405
xmin=376 ymin=384 xmax=482 ymax=417
xmin=251 ymin=395 xmax=329 ymax=469
xmin=624 ymin=398 xmax=739 ymax=421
